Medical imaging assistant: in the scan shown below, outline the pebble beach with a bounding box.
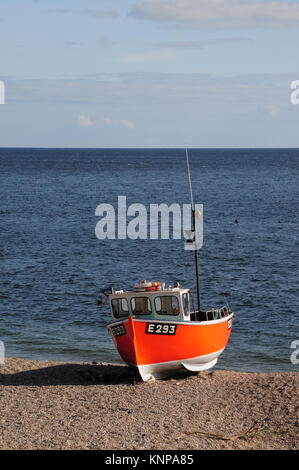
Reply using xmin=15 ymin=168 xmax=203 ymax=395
xmin=0 ymin=358 xmax=298 ymax=450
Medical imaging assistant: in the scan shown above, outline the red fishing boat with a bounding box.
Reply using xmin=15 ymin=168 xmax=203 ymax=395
xmin=102 ymin=149 xmax=233 ymax=381
xmin=107 ymin=282 xmax=233 ymax=381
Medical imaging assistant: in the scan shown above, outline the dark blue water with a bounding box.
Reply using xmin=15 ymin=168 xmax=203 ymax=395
xmin=0 ymin=148 xmax=298 ymax=372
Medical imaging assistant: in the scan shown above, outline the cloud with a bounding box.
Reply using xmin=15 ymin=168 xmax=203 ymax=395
xmin=128 ymin=0 xmax=299 ymax=30
xmin=120 ymin=119 xmax=135 ymax=129
xmin=3 ymin=73 xmax=297 ymax=147
xmin=80 ymin=9 xmax=120 ymax=19
xmin=49 ymin=8 xmax=120 ymax=19
xmin=6 ymin=73 xmax=292 ymax=112
xmin=104 ymin=117 xmax=135 ymax=128
xmin=79 ymin=113 xmax=93 ymax=127
xmin=155 ymin=37 xmax=253 ymax=50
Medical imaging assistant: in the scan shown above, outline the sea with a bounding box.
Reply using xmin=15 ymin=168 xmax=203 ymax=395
xmin=0 ymin=148 xmax=298 ymax=372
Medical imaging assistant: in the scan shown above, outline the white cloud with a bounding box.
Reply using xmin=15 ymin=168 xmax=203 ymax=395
xmin=129 ymin=0 xmax=299 ymax=30
xmin=104 ymin=117 xmax=135 ymax=128
xmin=79 ymin=113 xmax=93 ymax=127
xmin=120 ymin=119 xmax=135 ymax=129
xmin=3 ymin=73 xmax=298 ymax=147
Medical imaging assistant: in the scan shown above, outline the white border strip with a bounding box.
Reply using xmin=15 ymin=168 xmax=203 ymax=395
xmin=108 ymin=318 xmax=130 ymax=328
xmin=133 ymin=312 xmax=234 ymax=326
xmin=108 ymin=313 xmax=233 ymax=328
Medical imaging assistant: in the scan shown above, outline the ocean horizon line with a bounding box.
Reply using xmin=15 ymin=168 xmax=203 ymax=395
xmin=1 ymin=146 xmax=299 ymax=151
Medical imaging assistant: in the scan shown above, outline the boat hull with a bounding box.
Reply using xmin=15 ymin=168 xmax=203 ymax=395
xmin=108 ymin=314 xmax=233 ymax=381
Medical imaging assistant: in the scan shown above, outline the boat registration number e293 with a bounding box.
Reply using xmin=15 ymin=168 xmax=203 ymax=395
xmin=146 ymin=323 xmax=177 ymax=335
xmin=111 ymin=324 xmax=126 ymax=338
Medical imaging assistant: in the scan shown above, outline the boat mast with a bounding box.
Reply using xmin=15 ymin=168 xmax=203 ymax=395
xmin=185 ymin=146 xmax=200 ymax=313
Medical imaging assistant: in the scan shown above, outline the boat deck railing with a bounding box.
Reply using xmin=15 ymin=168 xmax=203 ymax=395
xmin=190 ymin=306 xmax=230 ymax=321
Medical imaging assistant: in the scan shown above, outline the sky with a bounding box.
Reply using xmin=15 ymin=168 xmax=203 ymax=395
xmin=0 ymin=0 xmax=299 ymax=147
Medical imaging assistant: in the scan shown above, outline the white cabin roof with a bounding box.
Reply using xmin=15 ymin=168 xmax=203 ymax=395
xmin=109 ymin=287 xmax=189 ymax=299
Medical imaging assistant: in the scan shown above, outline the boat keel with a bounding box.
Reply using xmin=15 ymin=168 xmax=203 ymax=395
xmin=135 ymin=349 xmax=223 ymax=381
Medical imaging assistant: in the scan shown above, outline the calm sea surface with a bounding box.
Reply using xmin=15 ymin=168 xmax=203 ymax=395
xmin=0 ymin=148 xmax=298 ymax=372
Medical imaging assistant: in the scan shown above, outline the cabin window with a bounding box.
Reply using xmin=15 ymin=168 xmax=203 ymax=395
xmin=182 ymin=293 xmax=190 ymax=316
xmin=154 ymin=296 xmax=180 ymax=316
xmin=131 ymin=297 xmax=152 ymax=315
xmin=111 ymin=298 xmax=129 ymax=318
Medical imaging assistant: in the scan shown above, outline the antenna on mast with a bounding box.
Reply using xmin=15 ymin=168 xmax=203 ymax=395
xmin=185 ymin=145 xmax=201 ymax=314
xmin=185 ymin=145 xmax=194 ymax=211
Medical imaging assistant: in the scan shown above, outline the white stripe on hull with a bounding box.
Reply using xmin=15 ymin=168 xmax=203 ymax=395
xmin=135 ymin=348 xmax=224 ymax=381
xmin=108 ymin=312 xmax=234 ymax=329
